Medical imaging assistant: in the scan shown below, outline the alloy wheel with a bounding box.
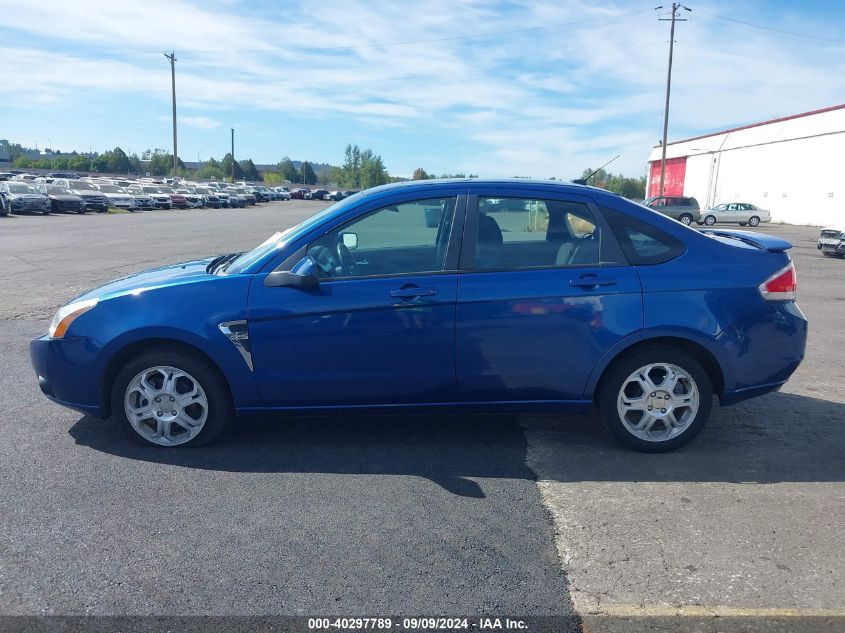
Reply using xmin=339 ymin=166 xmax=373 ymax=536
xmin=124 ymin=365 xmax=209 ymax=446
xmin=617 ymin=363 xmax=700 ymax=442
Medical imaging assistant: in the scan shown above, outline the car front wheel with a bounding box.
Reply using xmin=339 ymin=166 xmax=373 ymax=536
xmin=748 ymin=216 xmax=760 ymax=227
xmin=678 ymin=214 xmax=693 ymax=225
xmin=598 ymin=347 xmax=713 ymax=452
xmin=703 ymin=215 xmax=716 ymax=225
xmin=112 ymin=350 xmax=232 ymax=447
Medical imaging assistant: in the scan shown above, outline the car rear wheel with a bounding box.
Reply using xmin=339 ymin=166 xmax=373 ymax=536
xmin=703 ymin=215 xmax=716 ymax=226
xmin=112 ymin=350 xmax=232 ymax=447
xmin=598 ymin=347 xmax=713 ymax=452
xmin=748 ymin=216 xmax=760 ymax=227
xmin=678 ymin=214 xmax=693 ymax=225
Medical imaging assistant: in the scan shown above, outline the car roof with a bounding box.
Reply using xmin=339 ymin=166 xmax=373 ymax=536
xmin=360 ymin=178 xmax=608 ymax=198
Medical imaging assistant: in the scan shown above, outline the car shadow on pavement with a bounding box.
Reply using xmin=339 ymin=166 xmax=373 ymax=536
xmin=68 ymin=412 xmax=535 ymax=498
xmin=68 ymin=391 xmax=845 ymax=495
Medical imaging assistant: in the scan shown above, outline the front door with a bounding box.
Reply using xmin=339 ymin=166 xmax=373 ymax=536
xmin=455 ymin=192 xmax=643 ymax=403
xmin=248 ymin=195 xmax=464 ymax=407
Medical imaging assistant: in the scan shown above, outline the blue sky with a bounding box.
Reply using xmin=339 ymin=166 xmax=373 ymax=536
xmin=2 ymin=0 xmax=844 ymax=178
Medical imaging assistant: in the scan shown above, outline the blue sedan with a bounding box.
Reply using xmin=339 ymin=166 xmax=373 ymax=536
xmin=31 ymin=179 xmax=807 ymax=452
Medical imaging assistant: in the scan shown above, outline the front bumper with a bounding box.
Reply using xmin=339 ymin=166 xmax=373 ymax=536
xmin=31 ymin=336 xmax=105 ymax=418
xmin=817 ymin=240 xmax=845 ymax=254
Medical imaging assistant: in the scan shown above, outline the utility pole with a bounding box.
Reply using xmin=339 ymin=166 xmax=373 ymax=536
xmin=656 ymin=3 xmax=690 ymax=197
xmin=230 ymin=128 xmax=235 ymax=183
xmin=164 ymin=51 xmax=178 ymax=178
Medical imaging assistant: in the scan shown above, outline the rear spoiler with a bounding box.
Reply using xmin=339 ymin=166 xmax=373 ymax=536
xmin=700 ymin=229 xmax=792 ymax=253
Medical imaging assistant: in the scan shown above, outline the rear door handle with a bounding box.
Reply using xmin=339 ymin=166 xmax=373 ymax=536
xmin=570 ymin=276 xmax=616 ymax=288
xmin=390 ymin=287 xmax=438 ymax=298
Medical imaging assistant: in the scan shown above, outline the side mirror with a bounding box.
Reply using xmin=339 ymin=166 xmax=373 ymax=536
xmin=340 ymin=232 xmax=358 ymax=250
xmin=264 ymin=255 xmax=320 ymax=288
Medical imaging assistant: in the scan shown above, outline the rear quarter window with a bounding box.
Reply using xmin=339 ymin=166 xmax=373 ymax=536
xmin=601 ymin=207 xmax=686 ymax=265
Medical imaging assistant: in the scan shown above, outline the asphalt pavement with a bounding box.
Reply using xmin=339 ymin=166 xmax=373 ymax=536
xmin=0 ymin=203 xmax=841 ymax=633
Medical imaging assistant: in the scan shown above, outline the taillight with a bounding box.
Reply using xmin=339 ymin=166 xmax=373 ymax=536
xmin=759 ymin=262 xmax=797 ymax=301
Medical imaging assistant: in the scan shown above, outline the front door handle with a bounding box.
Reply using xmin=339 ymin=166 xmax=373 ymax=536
xmin=570 ymin=275 xmax=616 ymax=289
xmin=390 ymin=287 xmax=438 ymax=299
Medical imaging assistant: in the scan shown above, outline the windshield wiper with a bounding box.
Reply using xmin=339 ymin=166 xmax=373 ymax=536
xmin=206 ymin=252 xmax=242 ymax=274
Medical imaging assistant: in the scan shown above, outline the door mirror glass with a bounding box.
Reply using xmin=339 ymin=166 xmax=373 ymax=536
xmin=340 ymin=232 xmax=358 ymax=250
xmin=264 ymin=255 xmax=320 ymax=288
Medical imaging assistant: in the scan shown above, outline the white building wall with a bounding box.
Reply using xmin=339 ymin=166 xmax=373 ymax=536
xmin=647 ymin=106 xmax=845 ymax=226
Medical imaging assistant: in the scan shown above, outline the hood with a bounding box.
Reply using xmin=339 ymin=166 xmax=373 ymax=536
xmin=72 ymin=257 xmax=217 ymax=303
xmin=821 ymin=225 xmax=845 ymax=233
xmin=50 ymin=194 xmax=83 ymax=201
xmin=7 ymin=192 xmax=45 ymax=199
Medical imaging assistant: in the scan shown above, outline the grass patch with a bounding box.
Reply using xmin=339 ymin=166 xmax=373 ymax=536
xmin=107 ymin=207 xmax=129 ymax=214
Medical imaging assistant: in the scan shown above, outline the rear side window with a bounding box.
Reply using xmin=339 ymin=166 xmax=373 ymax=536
xmin=601 ymin=207 xmax=686 ymax=265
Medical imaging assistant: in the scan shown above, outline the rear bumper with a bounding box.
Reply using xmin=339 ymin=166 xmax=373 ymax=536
xmin=30 ymin=336 xmax=105 ymax=418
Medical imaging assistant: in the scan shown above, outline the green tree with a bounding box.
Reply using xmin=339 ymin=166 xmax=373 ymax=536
xmin=221 ymin=153 xmax=244 ymax=181
xmin=580 ymin=167 xmax=645 ymax=200
xmin=148 ymin=150 xmax=185 ymax=176
xmin=106 ymin=147 xmax=131 ymax=173
xmin=68 ymin=155 xmax=91 ymax=172
xmin=277 ymin=157 xmax=299 ymax=183
xmin=91 ymin=154 xmax=110 ymax=173
xmin=54 ymin=157 xmax=70 ymax=170
xmin=195 ymin=158 xmax=226 ymax=180
xmin=128 ymin=153 xmax=142 ymax=174
xmin=412 ymin=168 xmax=429 ymax=180
xmin=12 ymin=155 xmax=32 ymax=168
xmin=300 ymin=161 xmax=317 ymax=185
xmin=337 ymin=144 xmax=388 ymax=189
xmin=263 ymin=171 xmax=283 ymax=185
xmin=239 ymin=159 xmax=261 ymax=181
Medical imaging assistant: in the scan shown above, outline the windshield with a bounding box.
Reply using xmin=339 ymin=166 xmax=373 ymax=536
xmin=97 ymin=185 xmax=123 ymax=193
xmin=47 ymin=187 xmax=71 ymax=195
xmin=8 ymin=184 xmax=38 ymax=194
xmin=159 ymin=187 xmax=175 ymax=193
xmin=142 ymin=187 xmax=159 ymax=193
xmin=222 ymin=193 xmax=365 ymax=275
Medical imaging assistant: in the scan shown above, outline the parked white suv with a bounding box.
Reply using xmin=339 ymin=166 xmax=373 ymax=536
xmin=817 ymin=225 xmax=845 ymax=258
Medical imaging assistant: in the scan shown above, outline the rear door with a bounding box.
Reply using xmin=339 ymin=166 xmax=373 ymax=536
xmin=455 ymin=189 xmax=643 ymax=403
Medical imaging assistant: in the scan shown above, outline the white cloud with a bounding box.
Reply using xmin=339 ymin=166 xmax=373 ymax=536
xmin=180 ymin=116 xmax=220 ymax=129
xmin=1 ymin=0 xmax=843 ymax=177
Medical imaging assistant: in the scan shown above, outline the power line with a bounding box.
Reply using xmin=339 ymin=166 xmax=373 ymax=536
xmin=694 ymin=10 xmax=843 ymax=46
xmin=679 ymin=41 xmax=843 ymax=72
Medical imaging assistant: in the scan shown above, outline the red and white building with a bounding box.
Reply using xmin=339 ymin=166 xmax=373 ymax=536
xmin=646 ymin=104 xmax=845 ymax=226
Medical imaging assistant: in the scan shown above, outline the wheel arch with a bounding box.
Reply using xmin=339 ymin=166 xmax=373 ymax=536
xmin=99 ymin=337 xmax=235 ymax=419
xmin=588 ymin=335 xmax=726 ymax=403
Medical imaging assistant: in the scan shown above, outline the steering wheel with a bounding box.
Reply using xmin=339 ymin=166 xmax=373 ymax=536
xmin=337 ymin=240 xmax=358 ymax=276
xmin=309 ymin=245 xmax=340 ymax=277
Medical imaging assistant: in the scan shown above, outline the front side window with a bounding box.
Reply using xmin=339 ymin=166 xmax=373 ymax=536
xmin=307 ymin=197 xmax=457 ymax=279
xmin=474 ymin=197 xmax=600 ymax=270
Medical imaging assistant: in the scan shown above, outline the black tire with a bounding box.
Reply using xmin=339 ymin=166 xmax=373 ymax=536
xmin=111 ymin=349 xmax=233 ymax=447
xmin=739 ymin=222 xmax=747 ymax=226
xmin=678 ymin=214 xmax=693 ymax=225
xmin=748 ymin=216 xmax=760 ymax=227
xmin=703 ymin=215 xmax=716 ymax=226
xmin=597 ymin=346 xmax=713 ymax=453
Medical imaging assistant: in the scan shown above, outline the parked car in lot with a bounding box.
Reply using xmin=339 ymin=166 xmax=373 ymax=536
xmin=0 ymin=182 xmax=50 ymax=215
xmin=92 ymin=184 xmax=136 ymax=211
xmin=306 ymin=189 xmax=329 ymax=200
xmin=193 ymin=186 xmax=221 ymax=208
xmin=817 ymin=225 xmax=845 ymax=258
xmin=232 ymin=188 xmax=257 ymax=205
xmin=158 ymin=186 xmax=190 ymax=209
xmin=125 ymin=186 xmax=157 ymax=210
xmin=222 ymin=188 xmax=247 ymax=208
xmin=31 ymin=179 xmax=807 ymax=453
xmin=272 ymin=187 xmax=291 ymax=200
xmin=139 ymin=186 xmax=173 ymax=210
xmin=65 ymin=182 xmax=109 ymax=213
xmin=36 ymin=185 xmax=85 ymax=214
xmin=290 ymin=188 xmax=309 ymax=199
xmin=175 ymin=188 xmax=206 ymax=209
xmin=642 ymin=196 xmax=701 ymax=225
xmin=699 ymin=203 xmax=771 ymax=227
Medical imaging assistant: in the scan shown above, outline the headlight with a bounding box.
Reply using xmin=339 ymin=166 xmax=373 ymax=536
xmin=48 ymin=298 xmax=98 ymax=338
